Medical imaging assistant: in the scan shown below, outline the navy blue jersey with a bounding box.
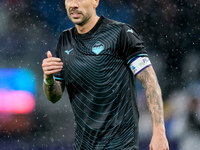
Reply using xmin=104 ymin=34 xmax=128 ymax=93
xmin=54 ymin=16 xmax=147 ymax=150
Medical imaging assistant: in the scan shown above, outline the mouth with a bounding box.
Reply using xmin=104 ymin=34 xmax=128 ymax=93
xmin=71 ymin=12 xmax=81 ymax=18
xmin=70 ymin=9 xmax=82 ymax=18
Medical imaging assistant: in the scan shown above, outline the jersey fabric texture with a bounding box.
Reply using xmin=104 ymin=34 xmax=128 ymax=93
xmin=54 ymin=16 xmax=147 ymax=150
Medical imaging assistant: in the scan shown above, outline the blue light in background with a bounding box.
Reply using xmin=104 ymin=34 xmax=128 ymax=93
xmin=0 ymin=68 xmax=36 ymax=95
xmin=0 ymin=68 xmax=36 ymax=114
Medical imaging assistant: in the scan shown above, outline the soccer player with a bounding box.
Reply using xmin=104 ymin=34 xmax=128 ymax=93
xmin=42 ymin=0 xmax=169 ymax=149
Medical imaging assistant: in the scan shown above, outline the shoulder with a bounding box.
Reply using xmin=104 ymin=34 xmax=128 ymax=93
xmin=60 ymin=27 xmax=75 ymax=37
xmin=100 ymin=16 xmax=126 ymax=36
xmin=102 ymin=16 xmax=139 ymax=35
xmin=102 ymin=16 xmax=124 ymax=28
xmin=56 ymin=27 xmax=76 ymax=43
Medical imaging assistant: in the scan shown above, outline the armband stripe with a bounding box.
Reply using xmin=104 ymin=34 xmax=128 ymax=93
xmin=54 ymin=77 xmax=64 ymax=81
xmin=127 ymin=54 xmax=148 ymax=64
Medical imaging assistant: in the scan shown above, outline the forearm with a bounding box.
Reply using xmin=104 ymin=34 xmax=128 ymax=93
xmin=145 ymin=79 xmax=165 ymax=132
xmin=43 ymin=80 xmax=64 ymax=103
xmin=137 ymin=66 xmax=165 ymax=131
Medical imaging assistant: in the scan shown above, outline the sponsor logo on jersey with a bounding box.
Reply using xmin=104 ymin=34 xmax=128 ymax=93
xmin=65 ymin=48 xmax=73 ymax=55
xmin=126 ymin=29 xmax=134 ymax=33
xmin=92 ymin=41 xmax=105 ymax=55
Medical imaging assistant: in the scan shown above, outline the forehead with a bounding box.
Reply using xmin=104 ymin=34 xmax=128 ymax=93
xmin=65 ymin=0 xmax=88 ymax=3
xmin=65 ymin=0 xmax=97 ymax=7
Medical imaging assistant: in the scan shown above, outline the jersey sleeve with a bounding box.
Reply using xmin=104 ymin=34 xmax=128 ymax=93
xmin=118 ymin=24 xmax=148 ymax=65
xmin=53 ymin=34 xmax=64 ymax=81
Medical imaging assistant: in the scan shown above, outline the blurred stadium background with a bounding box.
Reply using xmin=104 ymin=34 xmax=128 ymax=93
xmin=0 ymin=0 xmax=200 ymax=149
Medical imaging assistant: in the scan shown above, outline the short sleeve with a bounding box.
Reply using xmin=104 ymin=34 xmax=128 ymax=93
xmin=118 ymin=24 xmax=148 ymax=65
xmin=53 ymin=34 xmax=64 ymax=81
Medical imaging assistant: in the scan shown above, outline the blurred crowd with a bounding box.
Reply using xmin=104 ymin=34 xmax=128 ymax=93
xmin=0 ymin=0 xmax=200 ymax=149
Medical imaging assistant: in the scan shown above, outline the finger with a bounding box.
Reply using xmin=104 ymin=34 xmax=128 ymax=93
xmin=47 ymin=51 xmax=52 ymax=58
xmin=43 ymin=57 xmax=63 ymax=63
xmin=44 ymin=62 xmax=63 ymax=68
xmin=45 ymin=65 xmax=63 ymax=71
xmin=44 ymin=69 xmax=62 ymax=75
xmin=42 ymin=61 xmax=60 ymax=68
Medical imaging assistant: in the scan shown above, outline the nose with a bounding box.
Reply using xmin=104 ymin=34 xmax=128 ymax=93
xmin=67 ymin=0 xmax=79 ymax=8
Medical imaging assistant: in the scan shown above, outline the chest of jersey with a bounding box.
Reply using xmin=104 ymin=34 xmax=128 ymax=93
xmin=60 ymin=27 xmax=124 ymax=87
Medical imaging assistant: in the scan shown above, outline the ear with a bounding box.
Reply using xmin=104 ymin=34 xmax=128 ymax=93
xmin=93 ymin=0 xmax=99 ymax=9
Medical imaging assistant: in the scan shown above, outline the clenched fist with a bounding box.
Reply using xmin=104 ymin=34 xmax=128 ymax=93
xmin=42 ymin=51 xmax=63 ymax=80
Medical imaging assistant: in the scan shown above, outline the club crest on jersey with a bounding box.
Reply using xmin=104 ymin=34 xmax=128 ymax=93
xmin=92 ymin=41 xmax=105 ymax=55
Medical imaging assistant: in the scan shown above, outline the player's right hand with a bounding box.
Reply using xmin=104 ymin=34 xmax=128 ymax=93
xmin=42 ymin=51 xmax=63 ymax=80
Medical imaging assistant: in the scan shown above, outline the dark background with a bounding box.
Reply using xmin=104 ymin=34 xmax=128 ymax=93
xmin=0 ymin=0 xmax=200 ymax=149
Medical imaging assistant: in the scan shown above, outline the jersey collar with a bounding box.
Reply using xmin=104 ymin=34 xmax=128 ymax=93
xmin=75 ymin=15 xmax=105 ymax=39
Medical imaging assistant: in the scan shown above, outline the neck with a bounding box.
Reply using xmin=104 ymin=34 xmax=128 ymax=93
xmin=76 ymin=15 xmax=100 ymax=34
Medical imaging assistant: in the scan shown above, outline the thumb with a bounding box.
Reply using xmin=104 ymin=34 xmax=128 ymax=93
xmin=47 ymin=51 xmax=52 ymax=58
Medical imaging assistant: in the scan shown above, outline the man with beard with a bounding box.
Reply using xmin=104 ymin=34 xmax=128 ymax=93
xmin=42 ymin=0 xmax=169 ymax=149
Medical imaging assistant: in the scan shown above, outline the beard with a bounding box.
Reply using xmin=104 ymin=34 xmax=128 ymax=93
xmin=68 ymin=8 xmax=92 ymax=26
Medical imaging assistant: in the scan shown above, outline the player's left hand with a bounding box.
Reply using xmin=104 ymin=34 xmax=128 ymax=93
xmin=149 ymin=132 xmax=169 ymax=150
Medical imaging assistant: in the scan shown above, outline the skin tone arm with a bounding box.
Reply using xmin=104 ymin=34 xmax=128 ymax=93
xmin=42 ymin=51 xmax=65 ymax=103
xmin=136 ymin=66 xmax=169 ymax=150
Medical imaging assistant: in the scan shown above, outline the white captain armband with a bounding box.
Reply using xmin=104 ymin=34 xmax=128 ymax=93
xmin=129 ymin=57 xmax=152 ymax=76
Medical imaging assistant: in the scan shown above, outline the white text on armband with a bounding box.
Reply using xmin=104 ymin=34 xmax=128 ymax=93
xmin=129 ymin=57 xmax=152 ymax=76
